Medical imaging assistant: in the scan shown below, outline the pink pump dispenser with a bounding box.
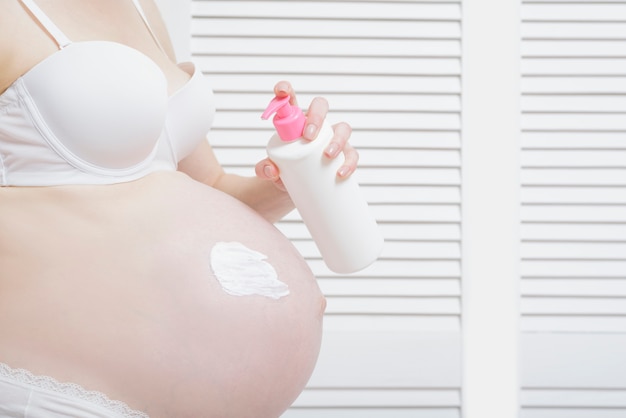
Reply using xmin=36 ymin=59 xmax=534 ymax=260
xmin=261 ymin=96 xmax=306 ymax=142
xmin=262 ymin=95 xmax=384 ymax=274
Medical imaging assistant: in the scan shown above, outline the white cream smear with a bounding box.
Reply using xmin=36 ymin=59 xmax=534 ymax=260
xmin=210 ymin=241 xmax=290 ymax=300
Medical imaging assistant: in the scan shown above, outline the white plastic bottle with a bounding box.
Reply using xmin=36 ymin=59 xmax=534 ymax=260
xmin=261 ymin=96 xmax=384 ymax=274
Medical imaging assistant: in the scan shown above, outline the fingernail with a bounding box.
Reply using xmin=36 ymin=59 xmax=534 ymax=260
xmin=325 ymin=143 xmax=339 ymax=158
xmin=304 ymin=124 xmax=317 ymax=140
xmin=263 ymin=165 xmax=274 ymax=179
xmin=276 ymin=82 xmax=289 ymax=95
xmin=337 ymin=165 xmax=351 ymax=178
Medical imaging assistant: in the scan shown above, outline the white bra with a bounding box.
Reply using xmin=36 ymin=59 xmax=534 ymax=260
xmin=0 ymin=0 xmax=215 ymax=186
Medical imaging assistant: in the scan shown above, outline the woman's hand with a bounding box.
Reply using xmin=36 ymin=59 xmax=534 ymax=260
xmin=255 ymin=81 xmax=358 ymax=190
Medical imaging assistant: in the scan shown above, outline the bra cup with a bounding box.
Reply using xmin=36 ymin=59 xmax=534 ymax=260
xmin=23 ymin=42 xmax=168 ymax=170
xmin=166 ymin=63 xmax=216 ymax=162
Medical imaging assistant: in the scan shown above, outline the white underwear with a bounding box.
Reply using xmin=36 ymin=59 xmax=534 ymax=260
xmin=0 ymin=362 xmax=149 ymax=418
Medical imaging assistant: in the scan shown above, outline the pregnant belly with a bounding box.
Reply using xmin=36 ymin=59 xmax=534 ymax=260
xmin=0 ymin=171 xmax=324 ymax=418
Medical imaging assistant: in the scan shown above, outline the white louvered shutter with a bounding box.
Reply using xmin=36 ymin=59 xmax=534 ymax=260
xmin=189 ymin=1 xmax=462 ymax=416
xmin=520 ymin=1 xmax=626 ymax=416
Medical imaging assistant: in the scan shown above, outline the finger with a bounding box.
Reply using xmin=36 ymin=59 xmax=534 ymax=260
xmin=255 ymin=159 xmax=288 ymax=191
xmin=271 ymin=178 xmax=288 ymax=192
xmin=303 ymin=96 xmax=329 ymax=141
xmin=274 ymin=80 xmax=297 ymax=106
xmin=337 ymin=143 xmax=360 ymax=179
xmin=255 ymin=158 xmax=280 ymax=181
xmin=324 ymin=121 xmax=353 ymax=159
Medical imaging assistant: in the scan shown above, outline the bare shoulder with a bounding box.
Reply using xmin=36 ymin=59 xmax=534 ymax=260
xmin=137 ymin=0 xmax=178 ymax=62
xmin=0 ymin=2 xmax=38 ymax=92
xmin=0 ymin=2 xmax=22 ymax=46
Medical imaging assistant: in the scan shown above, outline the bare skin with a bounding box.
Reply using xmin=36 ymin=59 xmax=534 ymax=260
xmin=0 ymin=1 xmax=358 ymax=416
xmin=0 ymin=172 xmax=326 ymax=417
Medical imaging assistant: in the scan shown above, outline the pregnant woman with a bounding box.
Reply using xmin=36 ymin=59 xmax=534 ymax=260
xmin=0 ymin=1 xmax=358 ymax=417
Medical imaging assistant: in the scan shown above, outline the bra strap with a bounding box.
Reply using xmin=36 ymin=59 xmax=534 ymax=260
xmin=130 ymin=0 xmax=167 ymax=54
xmin=18 ymin=0 xmax=72 ymax=49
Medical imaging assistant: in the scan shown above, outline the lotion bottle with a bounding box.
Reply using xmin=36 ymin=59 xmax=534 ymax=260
xmin=262 ymin=96 xmax=384 ymax=274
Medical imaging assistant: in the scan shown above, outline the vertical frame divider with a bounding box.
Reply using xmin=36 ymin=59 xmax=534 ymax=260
xmin=461 ymin=0 xmax=522 ymax=417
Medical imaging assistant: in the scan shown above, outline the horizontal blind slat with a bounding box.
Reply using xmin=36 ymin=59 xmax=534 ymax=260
xmin=522 ymin=21 xmax=626 ymax=39
xmin=193 ymin=37 xmax=462 ymax=57
xmin=193 ymin=1 xmax=462 ymax=20
xmin=522 ymin=3 xmax=626 ymax=21
xmin=205 ymin=74 xmax=461 ymax=93
xmin=192 ymin=18 xmax=461 ymax=38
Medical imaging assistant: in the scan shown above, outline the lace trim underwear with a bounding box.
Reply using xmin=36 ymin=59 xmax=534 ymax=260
xmin=0 ymin=362 xmax=149 ymax=418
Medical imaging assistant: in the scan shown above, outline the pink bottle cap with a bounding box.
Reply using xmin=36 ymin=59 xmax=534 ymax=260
xmin=261 ymin=96 xmax=306 ymax=142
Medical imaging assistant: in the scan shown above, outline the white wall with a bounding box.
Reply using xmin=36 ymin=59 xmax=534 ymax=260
xmin=154 ymin=0 xmax=191 ymax=60
xmin=462 ymin=0 xmax=521 ymax=416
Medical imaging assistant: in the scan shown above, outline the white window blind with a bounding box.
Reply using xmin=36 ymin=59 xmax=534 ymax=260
xmin=520 ymin=1 xmax=626 ymax=416
xmin=190 ymin=1 xmax=462 ymax=416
